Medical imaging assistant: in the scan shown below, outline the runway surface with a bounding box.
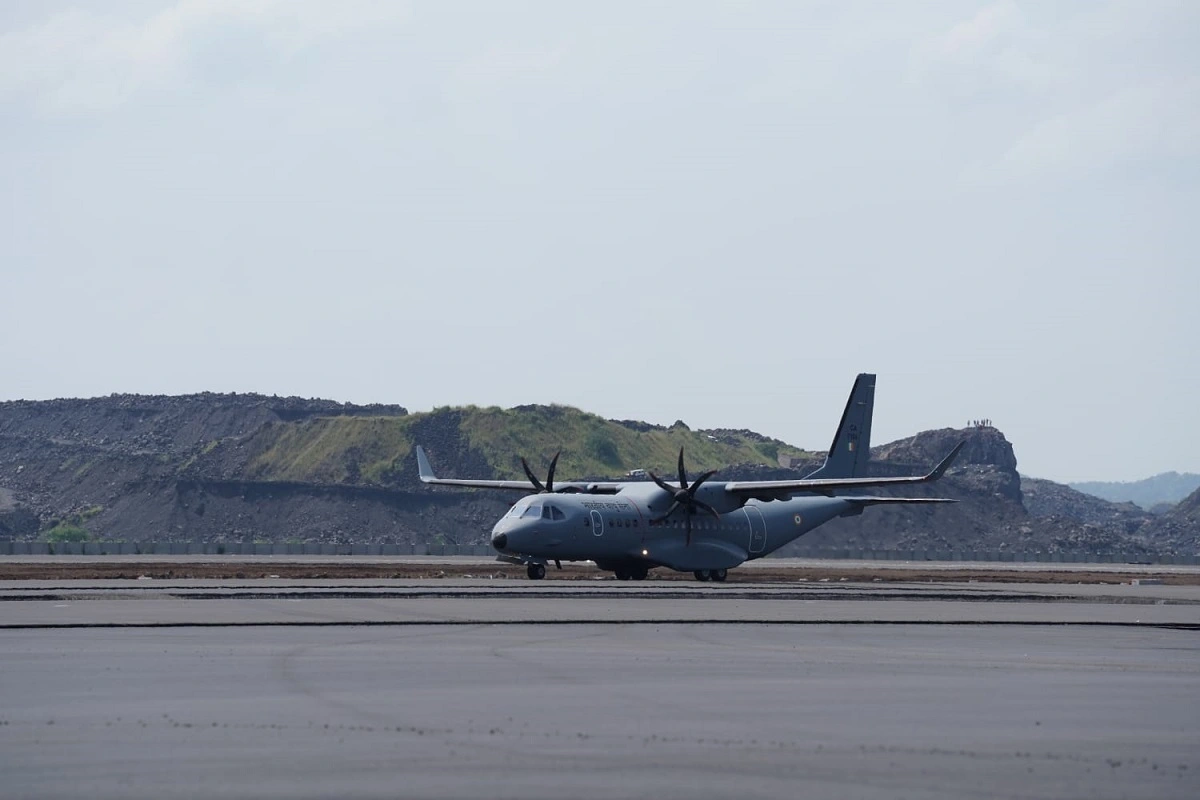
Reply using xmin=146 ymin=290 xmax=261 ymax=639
xmin=5 ymin=555 xmax=1200 ymax=585
xmin=2 ymin=573 xmax=1198 ymax=798
xmin=8 ymin=555 xmax=1200 ymax=571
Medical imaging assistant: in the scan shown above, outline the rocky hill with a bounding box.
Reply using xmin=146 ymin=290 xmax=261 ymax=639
xmin=0 ymin=395 xmax=808 ymax=545
xmin=1022 ymin=478 xmax=1152 ymax=528
xmin=1 ymin=394 xmax=1195 ymax=553
xmin=1139 ymin=486 xmax=1200 ymax=552
xmin=780 ymin=427 xmax=1181 ymax=556
xmin=0 ymin=394 xmax=407 ymax=540
xmin=1070 ymin=471 xmax=1200 ymax=510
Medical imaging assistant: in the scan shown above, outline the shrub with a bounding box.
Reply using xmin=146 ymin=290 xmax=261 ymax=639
xmin=45 ymin=523 xmax=90 ymax=543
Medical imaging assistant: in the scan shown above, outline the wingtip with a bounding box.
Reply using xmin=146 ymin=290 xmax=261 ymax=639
xmin=928 ymin=440 xmax=966 ymax=480
xmin=415 ymin=445 xmax=436 ymax=481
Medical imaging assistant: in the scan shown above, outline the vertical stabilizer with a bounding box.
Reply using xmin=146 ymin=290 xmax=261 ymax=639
xmin=804 ymin=373 xmax=875 ymax=479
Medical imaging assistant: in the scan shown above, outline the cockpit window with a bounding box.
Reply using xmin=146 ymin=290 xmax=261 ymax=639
xmin=512 ymin=502 xmax=565 ymax=521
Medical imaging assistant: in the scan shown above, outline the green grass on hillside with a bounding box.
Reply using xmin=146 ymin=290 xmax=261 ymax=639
xmin=245 ymin=417 xmax=414 ymax=483
xmin=458 ymin=405 xmax=806 ymax=479
xmin=237 ymin=405 xmax=813 ymax=485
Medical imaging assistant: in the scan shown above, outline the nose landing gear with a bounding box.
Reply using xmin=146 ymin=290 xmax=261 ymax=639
xmin=526 ymin=563 xmax=546 ymax=580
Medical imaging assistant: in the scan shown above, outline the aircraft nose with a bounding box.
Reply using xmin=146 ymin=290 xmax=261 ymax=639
xmin=492 ymin=533 xmax=508 ymax=551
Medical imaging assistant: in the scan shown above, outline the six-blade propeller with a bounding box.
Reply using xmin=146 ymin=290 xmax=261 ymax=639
xmin=649 ymin=448 xmax=719 ymax=545
xmin=520 ymin=451 xmax=560 ymax=494
xmin=518 ymin=448 xmax=718 ymax=543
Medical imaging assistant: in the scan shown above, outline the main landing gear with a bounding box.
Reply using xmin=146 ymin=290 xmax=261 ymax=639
xmin=693 ymin=568 xmax=728 ymax=582
xmin=613 ymin=565 xmax=649 ymax=581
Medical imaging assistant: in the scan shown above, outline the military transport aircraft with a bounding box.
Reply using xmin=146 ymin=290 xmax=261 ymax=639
xmin=415 ymin=374 xmax=963 ymax=581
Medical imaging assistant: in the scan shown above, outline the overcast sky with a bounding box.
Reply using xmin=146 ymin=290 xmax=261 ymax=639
xmin=2 ymin=1 xmax=1197 ymax=483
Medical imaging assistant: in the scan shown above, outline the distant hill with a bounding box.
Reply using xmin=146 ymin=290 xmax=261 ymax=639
xmin=0 ymin=394 xmax=812 ymax=545
xmin=1021 ymin=477 xmax=1151 ymax=528
xmin=1140 ymin=486 xmax=1200 ymax=553
xmin=1170 ymin=487 xmax=1200 ymax=524
xmin=1 ymin=393 xmax=1196 ymax=553
xmin=1070 ymin=472 xmax=1200 ymax=510
xmin=235 ymin=402 xmax=813 ymax=486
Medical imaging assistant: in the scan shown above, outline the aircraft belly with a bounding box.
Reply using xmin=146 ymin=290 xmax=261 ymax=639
xmin=551 ymin=532 xmax=628 ymax=562
xmin=648 ymin=539 xmax=748 ymax=571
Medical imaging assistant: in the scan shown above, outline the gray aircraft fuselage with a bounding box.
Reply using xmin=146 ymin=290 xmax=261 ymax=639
xmin=490 ymin=484 xmax=853 ymax=574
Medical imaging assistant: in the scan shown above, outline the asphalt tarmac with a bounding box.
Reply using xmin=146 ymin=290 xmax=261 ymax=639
xmin=2 ymin=576 xmax=1198 ymax=799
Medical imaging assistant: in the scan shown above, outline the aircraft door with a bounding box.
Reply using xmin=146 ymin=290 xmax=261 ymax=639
xmin=745 ymin=506 xmax=767 ymax=554
xmin=590 ymin=510 xmax=604 ymax=537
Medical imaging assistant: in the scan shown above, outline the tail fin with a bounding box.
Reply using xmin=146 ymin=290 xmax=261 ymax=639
xmin=804 ymin=373 xmax=875 ymax=480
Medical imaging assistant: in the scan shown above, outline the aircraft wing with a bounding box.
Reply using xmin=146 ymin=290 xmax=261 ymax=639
xmin=415 ymin=446 xmax=623 ymax=494
xmin=722 ymin=441 xmax=964 ymax=501
xmin=416 ymin=440 xmax=963 ymax=499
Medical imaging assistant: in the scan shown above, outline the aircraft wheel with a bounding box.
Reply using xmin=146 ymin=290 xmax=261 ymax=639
xmin=614 ymin=568 xmax=632 ymax=581
xmin=527 ymin=563 xmax=546 ymax=580
xmin=630 ymin=565 xmax=649 ymax=581
xmin=693 ymin=569 xmax=711 ymax=582
xmin=710 ymin=568 xmax=728 ymax=582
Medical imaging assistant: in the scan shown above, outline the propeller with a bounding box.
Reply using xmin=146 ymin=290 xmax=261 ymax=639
xmin=648 ymin=448 xmax=720 ymax=545
xmin=520 ymin=451 xmax=560 ymax=493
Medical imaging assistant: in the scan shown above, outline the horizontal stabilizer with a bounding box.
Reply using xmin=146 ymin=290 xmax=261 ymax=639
xmin=834 ymin=494 xmax=957 ymax=518
xmin=840 ymin=497 xmax=958 ymax=507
